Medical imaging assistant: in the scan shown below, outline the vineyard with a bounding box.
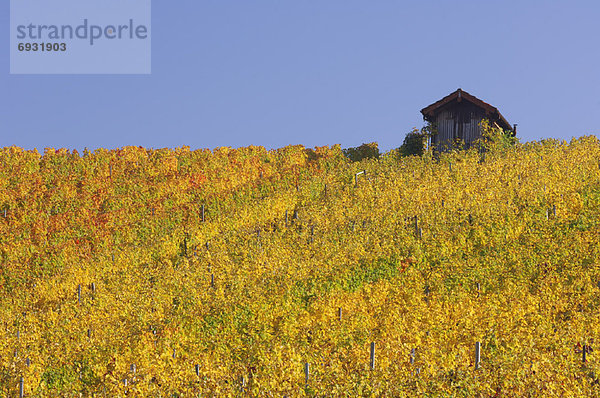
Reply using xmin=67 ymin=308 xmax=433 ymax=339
xmin=1 ymin=137 xmax=600 ymax=397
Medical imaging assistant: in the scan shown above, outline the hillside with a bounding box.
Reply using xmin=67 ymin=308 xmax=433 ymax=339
xmin=1 ymin=139 xmax=600 ymax=396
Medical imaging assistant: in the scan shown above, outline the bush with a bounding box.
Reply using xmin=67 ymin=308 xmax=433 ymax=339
xmin=342 ymin=142 xmax=380 ymax=162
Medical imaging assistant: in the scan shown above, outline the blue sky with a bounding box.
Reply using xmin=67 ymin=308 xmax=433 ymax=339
xmin=2 ymin=1 xmax=599 ymax=152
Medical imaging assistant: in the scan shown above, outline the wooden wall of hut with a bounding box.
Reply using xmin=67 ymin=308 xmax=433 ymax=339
xmin=431 ymin=101 xmax=487 ymax=151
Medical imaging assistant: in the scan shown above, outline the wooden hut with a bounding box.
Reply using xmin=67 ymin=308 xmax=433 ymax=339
xmin=421 ymin=88 xmax=515 ymax=151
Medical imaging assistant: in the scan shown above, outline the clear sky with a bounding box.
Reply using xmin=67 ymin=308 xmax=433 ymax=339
xmin=2 ymin=1 xmax=599 ymax=153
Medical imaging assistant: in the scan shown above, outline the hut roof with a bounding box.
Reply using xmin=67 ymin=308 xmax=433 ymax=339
xmin=421 ymin=88 xmax=513 ymax=133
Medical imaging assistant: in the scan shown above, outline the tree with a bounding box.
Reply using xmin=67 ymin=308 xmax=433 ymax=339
xmin=342 ymin=142 xmax=380 ymax=162
xmin=476 ymin=119 xmax=519 ymax=154
xmin=399 ymin=125 xmax=432 ymax=157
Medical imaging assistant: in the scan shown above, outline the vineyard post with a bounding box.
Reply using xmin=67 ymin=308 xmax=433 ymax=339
xmin=324 ymin=183 xmax=327 ymax=198
xmin=201 ymin=205 xmax=205 ymax=222
xmin=338 ymin=307 xmax=342 ymax=321
xmin=553 ymin=205 xmax=556 ymax=217
xmin=109 ymin=164 xmax=112 ymax=177
xmin=475 ymin=342 xmax=481 ymax=370
xmin=304 ymin=362 xmax=309 ymax=386
xmin=583 ymin=344 xmax=587 ymax=363
xmin=25 ymin=358 xmax=30 ymax=367
xmin=130 ymin=364 xmax=136 ymax=374
xmin=172 ymin=349 xmax=176 ymax=359
xmin=211 ymin=274 xmax=215 ymax=288
xmin=449 ymin=162 xmax=452 ymax=173
xmin=414 ymin=216 xmax=419 ymax=237
xmin=77 ymin=284 xmax=82 ymax=305
xmin=87 ymin=329 xmax=91 ymax=339
xmin=195 ymin=364 xmax=200 ymax=376
xmin=19 ymin=376 xmax=24 ymax=398
xmin=476 ymin=283 xmax=480 ymax=298
xmin=410 ymin=348 xmax=415 ymax=364
xmin=3 ymin=209 xmax=6 ymax=218
xmin=17 ymin=330 xmax=20 ymax=340
xmin=285 ymin=210 xmax=288 ymax=227
xmin=370 ymin=342 xmax=375 ymax=370
xmin=355 ymin=170 xmax=366 ymax=187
